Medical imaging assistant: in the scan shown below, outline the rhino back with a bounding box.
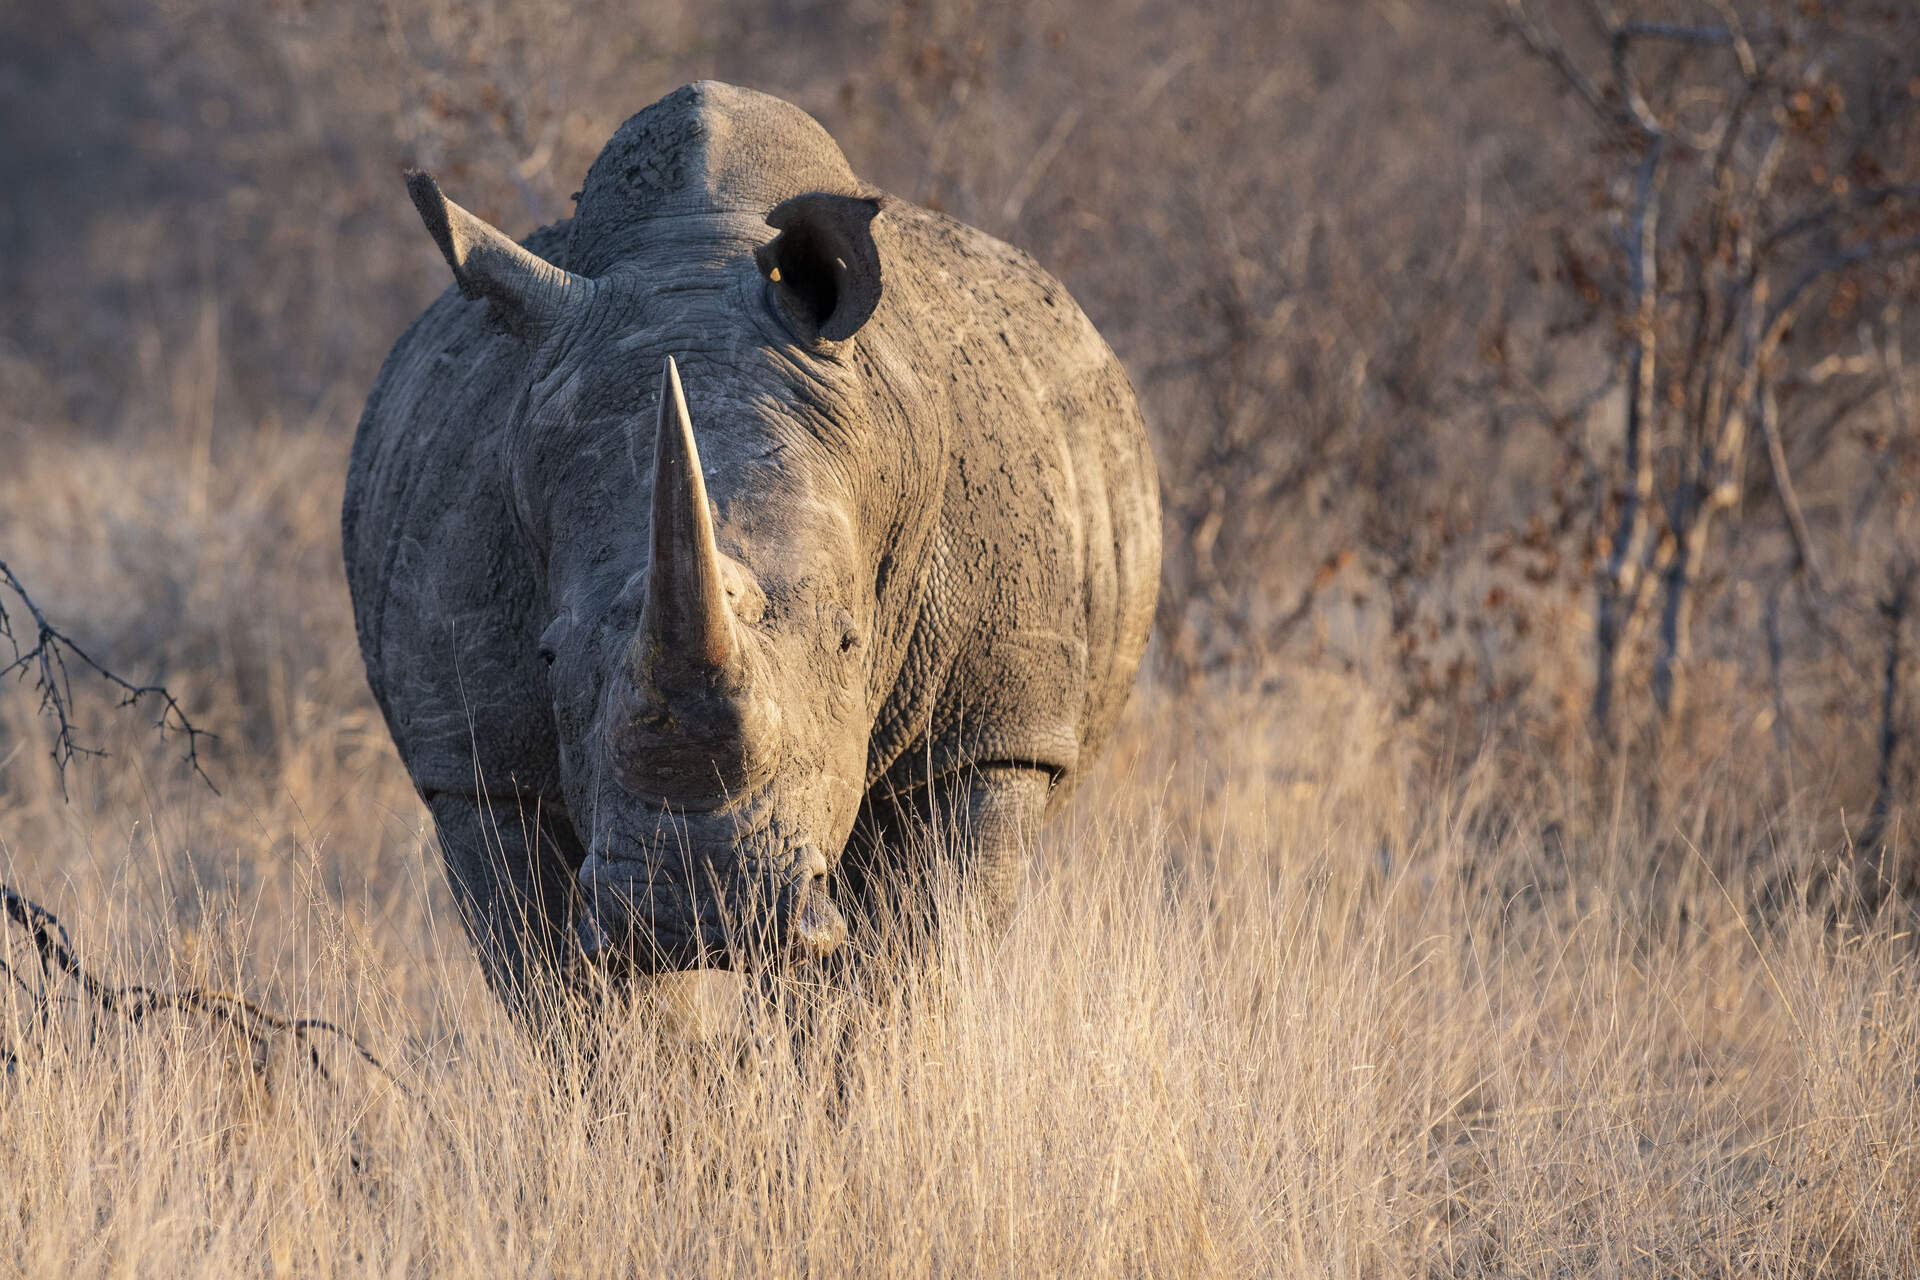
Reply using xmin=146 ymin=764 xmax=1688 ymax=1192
xmin=342 ymin=224 xmax=571 ymax=801
xmin=867 ymin=204 xmax=1160 ymax=804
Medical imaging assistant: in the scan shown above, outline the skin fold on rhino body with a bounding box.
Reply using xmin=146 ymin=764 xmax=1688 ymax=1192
xmin=342 ymin=81 xmax=1160 ymax=1018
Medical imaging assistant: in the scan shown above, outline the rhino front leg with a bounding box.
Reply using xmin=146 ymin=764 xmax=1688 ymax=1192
xmin=427 ymin=791 xmax=587 ymax=1021
xmin=843 ymin=764 xmax=1052 ymax=947
xmin=940 ymin=764 xmax=1052 ymax=930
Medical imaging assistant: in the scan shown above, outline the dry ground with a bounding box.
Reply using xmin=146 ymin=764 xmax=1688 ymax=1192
xmin=3 ymin=419 xmax=1917 ymax=1278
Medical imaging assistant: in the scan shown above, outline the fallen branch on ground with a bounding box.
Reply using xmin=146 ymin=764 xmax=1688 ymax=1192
xmin=1 ymin=882 xmax=405 ymax=1098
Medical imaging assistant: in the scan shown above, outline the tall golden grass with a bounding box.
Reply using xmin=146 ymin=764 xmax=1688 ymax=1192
xmin=3 ymin=420 xmax=1917 ymax=1277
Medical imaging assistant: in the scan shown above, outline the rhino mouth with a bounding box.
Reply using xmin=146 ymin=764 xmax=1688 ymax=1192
xmin=574 ymin=848 xmax=846 ymax=973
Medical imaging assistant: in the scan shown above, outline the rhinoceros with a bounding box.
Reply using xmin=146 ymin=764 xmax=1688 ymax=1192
xmin=342 ymin=82 xmax=1159 ymax=1011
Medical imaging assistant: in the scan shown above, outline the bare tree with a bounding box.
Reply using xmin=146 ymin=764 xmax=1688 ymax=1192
xmin=1496 ymin=0 xmax=1920 ymax=749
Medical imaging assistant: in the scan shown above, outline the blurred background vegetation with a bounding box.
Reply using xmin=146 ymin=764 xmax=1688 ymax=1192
xmin=3 ymin=0 xmax=1918 ymax=871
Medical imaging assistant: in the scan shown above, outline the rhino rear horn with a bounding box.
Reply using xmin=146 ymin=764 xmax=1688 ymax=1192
xmin=637 ymin=356 xmax=736 ymax=672
xmin=754 ymin=193 xmax=884 ymax=342
xmin=406 ymin=170 xmax=586 ymax=342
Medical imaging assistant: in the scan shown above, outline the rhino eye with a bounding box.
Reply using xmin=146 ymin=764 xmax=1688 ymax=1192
xmin=838 ymin=613 xmax=862 ymax=654
xmin=537 ymin=614 xmax=568 ymax=668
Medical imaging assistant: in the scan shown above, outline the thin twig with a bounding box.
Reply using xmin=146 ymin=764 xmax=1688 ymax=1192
xmin=1764 ymin=236 xmax=1920 ymax=338
xmin=1757 ymin=384 xmax=1824 ymax=591
xmin=0 ymin=560 xmax=217 ymax=796
xmin=1759 ymin=185 xmax=1920 ymax=260
xmin=1497 ymin=0 xmax=1612 ymax=124
xmin=1610 ymin=23 xmax=1671 ymax=139
xmin=1618 ymin=22 xmax=1730 ymax=47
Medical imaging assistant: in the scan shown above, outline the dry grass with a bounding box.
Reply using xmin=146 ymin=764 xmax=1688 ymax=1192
xmin=4 ymin=424 xmax=1918 ymax=1277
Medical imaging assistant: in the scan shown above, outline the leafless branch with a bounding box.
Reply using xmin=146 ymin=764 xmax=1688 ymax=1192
xmin=1701 ymin=0 xmax=1756 ymax=77
xmin=1593 ymin=136 xmax=1666 ymax=738
xmin=1270 ymin=551 xmax=1352 ymax=650
xmin=1763 ymin=580 xmax=1796 ymax=759
xmin=1497 ymin=0 xmax=1612 ymax=125
xmin=1765 ymin=236 xmax=1920 ymax=338
xmin=1609 ymin=40 xmax=1664 ymax=140
xmin=1618 ymin=22 xmax=1730 ymax=47
xmin=2 ymin=883 xmax=404 ymax=1095
xmin=1759 ymin=185 xmax=1920 ymax=259
xmin=1855 ymin=564 xmax=1912 ymax=859
xmin=0 ymin=559 xmax=216 ymax=796
xmin=1757 ymin=384 xmax=1824 ymax=592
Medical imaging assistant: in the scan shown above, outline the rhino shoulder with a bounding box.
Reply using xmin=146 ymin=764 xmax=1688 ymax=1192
xmin=342 ymin=220 xmax=572 ymax=798
xmin=870 ymin=204 xmax=1159 ymax=799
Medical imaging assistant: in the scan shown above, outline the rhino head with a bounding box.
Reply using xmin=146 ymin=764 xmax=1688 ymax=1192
xmin=405 ymin=160 xmax=927 ymax=976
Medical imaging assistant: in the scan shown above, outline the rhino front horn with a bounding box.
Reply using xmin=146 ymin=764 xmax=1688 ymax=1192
xmin=638 ymin=356 xmax=736 ymax=671
xmin=406 ymin=170 xmax=587 ymax=341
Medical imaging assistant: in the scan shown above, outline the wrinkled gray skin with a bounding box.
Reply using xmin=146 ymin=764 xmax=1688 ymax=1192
xmin=343 ymin=83 xmax=1158 ymax=1016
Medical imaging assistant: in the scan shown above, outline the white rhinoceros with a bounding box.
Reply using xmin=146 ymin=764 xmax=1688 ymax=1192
xmin=343 ymin=82 xmax=1159 ymax=1011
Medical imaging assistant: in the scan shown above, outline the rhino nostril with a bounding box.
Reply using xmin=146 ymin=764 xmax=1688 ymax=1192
xmin=790 ymin=872 xmax=846 ymax=960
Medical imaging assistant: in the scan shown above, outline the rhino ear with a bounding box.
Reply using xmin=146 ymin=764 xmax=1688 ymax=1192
xmin=754 ymin=193 xmax=884 ymax=343
xmin=406 ymin=170 xmax=587 ymax=342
